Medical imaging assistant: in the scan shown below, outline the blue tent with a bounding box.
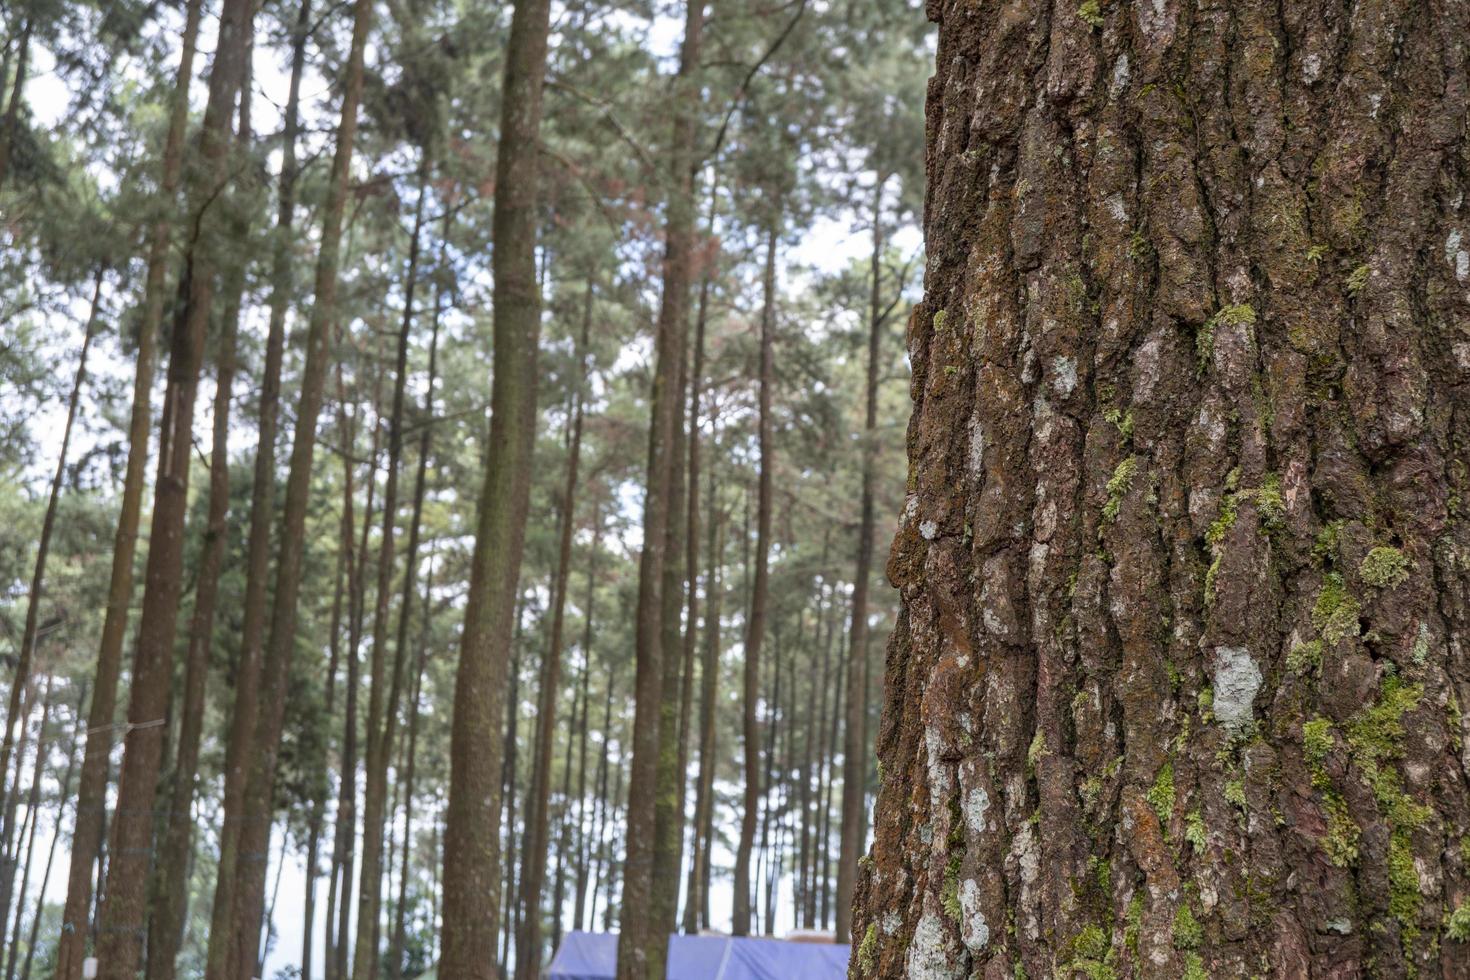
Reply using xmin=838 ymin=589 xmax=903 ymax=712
xmin=547 ymin=930 xmax=849 ymax=980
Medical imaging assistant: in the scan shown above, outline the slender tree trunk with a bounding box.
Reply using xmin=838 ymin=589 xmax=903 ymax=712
xmin=602 ymin=751 xmax=626 ymax=934
xmin=305 ymin=501 xmax=346 ymax=980
xmin=145 ymin=62 xmax=259 ymax=980
xmin=20 ymin=685 xmax=81 ymax=980
xmin=796 ymin=593 xmax=818 ymax=931
xmin=352 ymin=153 xmax=432 ymax=980
xmin=0 ymin=16 xmax=30 ymax=189
xmin=670 ymin=246 xmax=711 ymax=937
xmin=326 ymin=351 xmax=369 ymax=980
xmin=571 ymin=507 xmax=600 ymax=932
xmin=53 ymin=2 xmax=203 ymax=958
xmin=4 ymin=679 xmax=51 ymax=980
xmin=586 ymin=652 xmax=615 ymax=934
xmin=515 ymin=285 xmax=592 ymax=980
xmin=733 ymin=221 xmax=778 ymax=937
xmin=690 ymin=492 xmax=723 ymax=934
xmin=549 ymin=671 xmax=578 ymax=951
xmin=818 ymin=591 xmax=846 ymax=932
xmin=0 ymin=269 xmax=97 ymax=875
xmin=617 ymin=4 xmax=705 ymax=976
xmin=207 ymin=0 xmax=372 ymax=974
xmin=388 ymin=559 xmax=435 ymax=980
xmin=439 ymin=0 xmax=553 ymax=971
xmin=385 ymin=235 xmax=446 ymax=980
xmin=498 ymin=607 xmax=523 ymax=974
xmin=97 ymin=3 xmax=256 ymax=971
xmin=755 ymin=622 xmax=783 ymax=935
xmin=836 ymin=175 xmax=887 ymax=944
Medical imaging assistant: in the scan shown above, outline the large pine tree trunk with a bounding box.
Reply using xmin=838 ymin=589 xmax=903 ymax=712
xmin=617 ymin=1 xmax=706 ymax=975
xmin=352 ymin=153 xmax=431 ymax=980
xmin=54 ymin=3 xmax=203 ymax=963
xmin=852 ymin=1 xmax=1470 ymax=977
xmin=206 ymin=1 xmax=373 ymax=975
xmin=145 ymin=52 xmax=258 ymax=980
xmin=439 ymin=0 xmax=553 ymax=973
xmin=96 ymin=1 xmax=256 ymax=969
xmin=733 ymin=221 xmax=778 ymax=937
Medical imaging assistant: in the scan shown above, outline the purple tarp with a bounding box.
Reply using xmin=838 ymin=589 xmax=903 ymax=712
xmin=547 ymin=930 xmax=850 ymax=979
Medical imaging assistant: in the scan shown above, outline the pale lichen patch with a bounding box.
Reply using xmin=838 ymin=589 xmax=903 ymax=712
xmin=957 ymin=879 xmax=988 ymax=952
xmin=904 ymin=910 xmax=965 ymax=980
xmin=964 ymin=786 xmax=990 ymax=835
xmin=1212 ymin=646 xmax=1262 ymax=731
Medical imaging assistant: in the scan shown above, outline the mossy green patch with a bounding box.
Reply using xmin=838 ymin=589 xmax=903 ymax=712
xmin=1197 ymin=304 xmax=1257 ymax=377
xmin=1347 ymin=264 xmax=1371 ymax=295
xmin=1147 ymin=762 xmax=1175 ymax=828
xmin=1312 ymin=573 xmax=1361 ymax=646
xmin=1185 ymin=808 xmax=1207 ymax=852
xmin=1314 ymin=520 xmax=1345 ymax=566
xmin=1322 ymin=790 xmax=1360 ymax=867
xmin=1388 ymin=830 xmax=1422 ymax=934
xmin=1062 ymin=924 xmax=1116 ymax=980
xmin=857 ymin=923 xmax=878 ymax=973
xmin=1078 ymin=0 xmax=1104 ymax=28
xmin=1346 ymin=676 xmax=1431 ymax=830
xmin=941 ymin=853 xmax=963 ymax=921
xmin=1182 ymin=952 xmax=1208 ymax=980
xmin=1288 ymin=639 xmax=1324 ymax=677
xmin=1124 ymin=893 xmax=1144 ymax=955
xmin=1360 ymin=546 xmax=1411 ymax=588
xmin=1446 ymin=901 xmax=1470 ymax=942
xmin=1103 ymin=406 xmax=1134 ymax=439
xmin=1173 ymin=905 xmax=1202 ymax=950
xmin=1224 ymin=777 xmax=1247 ymax=810
xmin=1303 ymin=718 xmax=1334 ymax=774
xmin=1103 ymin=456 xmax=1140 ymax=524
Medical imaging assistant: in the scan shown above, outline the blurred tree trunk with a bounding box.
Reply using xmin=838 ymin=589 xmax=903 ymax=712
xmin=352 ymin=153 xmax=431 ymax=980
xmin=836 ymin=175 xmax=887 ymax=944
xmin=516 ymin=283 xmax=592 ymax=980
xmin=733 ymin=219 xmax=777 ymax=937
xmin=571 ymin=505 xmax=601 ymax=932
xmin=0 ymin=268 xmax=97 ymax=898
xmin=386 ymin=232 xmax=445 ymax=980
xmin=0 ymin=15 xmax=31 ymax=188
xmin=20 ymin=684 xmax=81 ymax=980
xmin=619 ymin=5 xmax=706 ymax=973
xmin=4 ymin=676 xmax=51 ymax=980
xmin=328 ymin=348 xmax=380 ymax=980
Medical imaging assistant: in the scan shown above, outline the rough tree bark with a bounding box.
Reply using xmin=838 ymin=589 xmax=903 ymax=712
xmin=852 ymin=1 xmax=1470 ymax=978
xmin=438 ymin=0 xmax=553 ymax=973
